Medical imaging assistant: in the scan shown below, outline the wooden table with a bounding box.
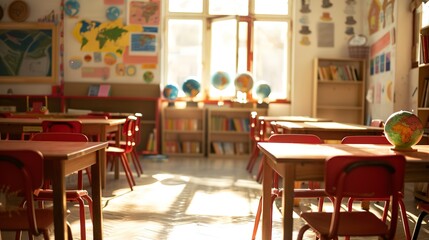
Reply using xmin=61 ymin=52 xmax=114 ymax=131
xmin=257 ymin=142 xmax=429 ymax=240
xmin=0 ymin=140 xmax=108 ymax=240
xmin=0 ymin=118 xmax=126 ymax=187
xmin=258 ymin=115 xmax=331 ymax=123
xmin=273 ymin=121 xmax=384 ymax=141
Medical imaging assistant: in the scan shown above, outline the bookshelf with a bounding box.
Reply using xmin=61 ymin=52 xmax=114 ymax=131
xmin=312 ymin=57 xmax=366 ymax=124
xmin=63 ymin=82 xmax=161 ymax=154
xmin=161 ymin=107 xmax=205 ymax=157
xmin=207 ymin=107 xmax=267 ymax=159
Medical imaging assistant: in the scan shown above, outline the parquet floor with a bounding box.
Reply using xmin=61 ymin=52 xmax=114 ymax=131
xmin=2 ymin=156 xmax=429 ymax=239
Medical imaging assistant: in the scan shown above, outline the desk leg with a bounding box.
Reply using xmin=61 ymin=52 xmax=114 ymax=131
xmin=282 ymin=163 xmax=295 ymax=240
xmin=100 ymin=130 xmax=107 ymax=189
xmin=262 ymin=157 xmax=273 ymax=240
xmin=92 ymin=149 xmax=104 ymax=240
xmin=52 ymin=160 xmax=67 ymax=240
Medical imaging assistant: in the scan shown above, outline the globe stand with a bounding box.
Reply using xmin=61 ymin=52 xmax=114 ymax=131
xmin=186 ymin=101 xmax=198 ymax=108
xmin=257 ymin=101 xmax=269 ymax=108
xmin=167 ymin=101 xmax=175 ymax=107
xmin=390 ymin=146 xmax=418 ymax=152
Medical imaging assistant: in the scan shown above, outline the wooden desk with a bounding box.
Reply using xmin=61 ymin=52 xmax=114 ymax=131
xmin=0 ymin=118 xmax=126 ymax=187
xmin=273 ymin=121 xmax=384 ymax=141
xmin=258 ymin=116 xmax=331 ymax=123
xmin=0 ymin=140 xmax=108 ymax=240
xmin=257 ymin=142 xmax=429 ymax=240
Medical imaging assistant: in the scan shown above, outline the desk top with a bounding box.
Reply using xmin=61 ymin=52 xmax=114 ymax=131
xmin=258 ymin=142 xmax=429 ymax=164
xmin=274 ymin=121 xmax=384 ymax=132
xmin=0 ymin=140 xmax=108 ymax=160
xmin=259 ymin=116 xmax=331 ymax=122
xmin=0 ymin=118 xmax=126 ymax=126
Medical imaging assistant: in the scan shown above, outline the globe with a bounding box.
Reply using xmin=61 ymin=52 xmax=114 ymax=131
xmin=162 ymin=84 xmax=178 ymax=100
xmin=234 ymin=72 xmax=254 ymax=92
xmin=255 ymin=83 xmax=271 ymax=99
xmin=182 ymin=79 xmax=201 ymax=98
xmin=384 ymin=110 xmax=424 ymax=151
xmin=64 ymin=0 xmax=80 ymax=17
xmin=211 ymin=71 xmax=231 ymax=90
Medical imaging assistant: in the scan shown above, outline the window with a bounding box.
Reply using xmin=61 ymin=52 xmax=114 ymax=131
xmin=162 ymin=0 xmax=291 ymax=101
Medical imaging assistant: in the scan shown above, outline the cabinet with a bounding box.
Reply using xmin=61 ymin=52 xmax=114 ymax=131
xmin=312 ymin=58 xmax=366 ymax=124
xmin=207 ymin=107 xmax=267 ymax=159
xmin=161 ymin=107 xmax=205 ymax=157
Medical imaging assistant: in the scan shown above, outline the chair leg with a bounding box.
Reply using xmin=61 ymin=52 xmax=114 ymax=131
xmin=256 ymin=156 xmax=264 ymax=183
xmin=128 ymin=152 xmax=141 ymax=177
xmin=252 ymin=190 xmax=281 ymax=240
xmin=132 ymin=149 xmax=143 ymax=174
xmin=247 ymin=145 xmax=260 ymax=173
xmin=399 ymin=199 xmax=411 ymax=240
xmin=120 ymin=154 xmax=135 ymax=190
xmin=412 ymin=211 xmax=428 ymax=240
xmin=77 ymin=198 xmax=87 ymax=240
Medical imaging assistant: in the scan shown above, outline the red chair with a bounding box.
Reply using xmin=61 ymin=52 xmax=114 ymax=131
xmin=341 ymin=135 xmax=411 ymax=240
xmin=246 ymin=111 xmax=263 ymax=173
xmin=31 ymin=132 xmax=93 ymax=240
xmin=41 ymin=120 xmax=82 ymax=133
xmin=411 ymin=202 xmax=429 ymax=240
xmin=252 ymin=134 xmax=328 ymax=240
xmin=0 ymin=150 xmax=73 ymax=240
xmin=297 ymin=154 xmax=405 ymax=240
xmin=106 ymin=115 xmax=137 ymax=191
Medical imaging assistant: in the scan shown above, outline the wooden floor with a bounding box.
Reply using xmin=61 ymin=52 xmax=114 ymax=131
xmin=3 ymin=155 xmax=429 ymax=240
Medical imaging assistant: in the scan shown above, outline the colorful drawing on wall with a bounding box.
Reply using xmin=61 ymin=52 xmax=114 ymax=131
xmin=129 ymin=32 xmax=157 ymax=55
xmin=94 ymin=52 xmax=102 ymax=62
xmin=317 ymin=22 xmax=334 ymax=47
xmin=383 ymin=0 xmax=395 ymax=28
xmin=386 ymin=52 xmax=391 ymax=71
xmin=104 ymin=52 xmax=117 ymax=65
xmin=64 ymin=0 xmax=80 ymax=17
xmin=143 ymin=71 xmax=154 ymax=83
xmin=375 ymin=55 xmax=379 ymax=74
xmin=73 ymin=19 xmax=140 ymax=54
xmin=106 ymin=6 xmax=120 ymax=21
xmin=300 ymin=36 xmax=311 ymax=46
xmin=116 ymin=63 xmax=125 ymax=76
xmin=370 ymin=32 xmax=390 ymax=57
xmin=126 ymin=65 xmax=136 ymax=76
xmin=321 ymin=0 xmax=333 ymax=8
xmin=320 ymin=12 xmax=332 ymax=22
xmin=370 ymin=59 xmax=374 ymax=75
xmin=84 ymin=54 xmax=92 ymax=62
xmin=127 ymin=0 xmax=160 ymax=26
xmin=368 ymin=0 xmax=381 ymax=35
xmin=68 ymin=57 xmax=82 ymax=69
xmin=386 ymin=80 xmax=393 ymax=102
xmin=81 ymin=67 xmax=110 ymax=79
xmin=300 ymin=0 xmax=311 ymax=13
xmin=0 ymin=23 xmax=57 ymax=83
xmin=380 ymin=53 xmax=385 ymax=73
xmin=123 ymin=46 xmax=158 ymax=64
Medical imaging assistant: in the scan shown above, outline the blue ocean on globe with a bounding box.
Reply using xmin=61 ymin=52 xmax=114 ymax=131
xmin=211 ymin=71 xmax=231 ymax=90
xmin=163 ymin=84 xmax=178 ymax=100
xmin=255 ymin=83 xmax=271 ymax=99
xmin=182 ymin=79 xmax=201 ymax=98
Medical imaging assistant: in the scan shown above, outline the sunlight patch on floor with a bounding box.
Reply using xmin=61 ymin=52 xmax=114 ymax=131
xmin=186 ymin=190 xmax=251 ymax=216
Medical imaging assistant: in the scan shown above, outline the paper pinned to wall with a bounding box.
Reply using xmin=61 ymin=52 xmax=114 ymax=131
xmin=317 ymin=22 xmax=334 ymax=47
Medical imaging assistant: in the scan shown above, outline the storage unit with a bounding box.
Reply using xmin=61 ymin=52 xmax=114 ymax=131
xmin=161 ymin=107 xmax=205 ymax=157
xmin=207 ymin=107 xmax=267 ymax=159
xmin=312 ymin=58 xmax=366 ymax=124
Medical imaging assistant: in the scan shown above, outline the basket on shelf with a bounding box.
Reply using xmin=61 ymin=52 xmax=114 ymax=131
xmin=348 ymin=46 xmax=370 ymax=59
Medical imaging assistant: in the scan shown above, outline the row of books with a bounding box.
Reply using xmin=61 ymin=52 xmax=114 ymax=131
xmin=212 ymin=142 xmax=248 ymax=155
xmin=318 ymin=65 xmax=360 ymax=81
xmin=210 ymin=116 xmax=250 ymax=132
xmin=420 ymin=78 xmax=429 ymax=107
xmin=421 ymin=26 xmax=429 ymax=64
xmin=164 ymin=119 xmax=200 ymax=131
xmin=164 ymin=141 xmax=201 ymax=154
xmin=145 ymin=128 xmax=157 ymax=152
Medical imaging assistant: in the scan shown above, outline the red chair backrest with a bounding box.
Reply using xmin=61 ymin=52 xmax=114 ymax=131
xmin=134 ymin=113 xmax=142 ymax=145
xmin=268 ymin=133 xmax=323 ymax=144
xmin=31 ymin=132 xmax=89 ymax=142
xmin=0 ymin=150 xmax=44 ymax=235
xmin=122 ymin=115 xmax=137 ymax=153
xmin=42 ymin=120 xmax=82 ymax=133
xmin=341 ymin=135 xmax=390 ymax=144
xmin=324 ymin=154 xmax=405 ymax=238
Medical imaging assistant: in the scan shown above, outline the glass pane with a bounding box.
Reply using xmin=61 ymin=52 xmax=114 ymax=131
xmin=167 ymin=19 xmax=203 ymax=97
xmin=253 ymin=21 xmax=288 ymax=100
xmin=254 ymin=0 xmax=288 ymax=15
xmin=210 ymin=18 xmax=238 ymax=98
xmin=209 ymin=0 xmax=248 ymax=15
xmin=168 ymin=0 xmax=203 ymax=13
xmin=423 ymin=2 xmax=429 ymax=28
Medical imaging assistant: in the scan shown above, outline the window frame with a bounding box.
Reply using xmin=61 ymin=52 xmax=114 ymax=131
xmin=161 ymin=0 xmax=292 ymax=102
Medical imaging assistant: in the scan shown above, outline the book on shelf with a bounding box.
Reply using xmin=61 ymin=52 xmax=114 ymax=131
xmin=421 ymin=78 xmax=429 ymax=107
xmin=234 ymin=142 xmax=246 ymax=155
xmin=87 ymin=84 xmax=111 ymax=96
xmin=88 ymin=84 xmax=100 ymax=96
xmin=421 ymin=34 xmax=429 ymax=64
xmin=212 ymin=142 xmax=224 ymax=155
xmin=223 ymin=142 xmax=235 ymax=155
